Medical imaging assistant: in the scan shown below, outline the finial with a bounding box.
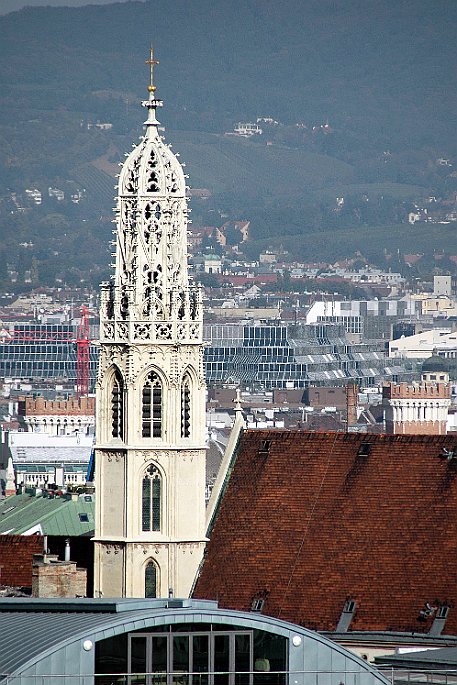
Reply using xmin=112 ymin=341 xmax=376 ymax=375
xmin=145 ymin=45 xmax=159 ymax=93
xmin=234 ymin=387 xmax=243 ymax=413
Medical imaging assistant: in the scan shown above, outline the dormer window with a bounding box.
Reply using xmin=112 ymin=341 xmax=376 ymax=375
xmin=437 ymin=605 xmax=449 ymax=619
xmin=357 ymin=443 xmax=372 ymax=457
xmin=343 ymin=599 xmax=356 ymax=613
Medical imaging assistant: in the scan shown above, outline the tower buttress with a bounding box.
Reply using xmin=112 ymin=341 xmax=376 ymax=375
xmin=94 ymin=51 xmax=206 ymax=598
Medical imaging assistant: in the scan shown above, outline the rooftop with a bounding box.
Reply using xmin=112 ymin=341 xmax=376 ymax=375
xmin=194 ymin=430 xmax=457 ymax=635
xmin=0 ymin=492 xmax=95 ymax=536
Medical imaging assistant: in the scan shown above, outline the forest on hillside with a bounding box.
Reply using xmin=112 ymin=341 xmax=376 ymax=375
xmin=1 ymin=0 xmax=457 ymax=287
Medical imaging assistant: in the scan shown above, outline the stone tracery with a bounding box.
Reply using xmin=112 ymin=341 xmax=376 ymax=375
xmin=95 ymin=54 xmax=207 ymax=599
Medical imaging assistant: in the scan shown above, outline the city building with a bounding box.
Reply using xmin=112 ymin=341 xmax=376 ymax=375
xmin=93 ymin=58 xmax=207 ymax=599
xmin=17 ymin=396 xmax=95 ymax=436
xmin=306 ymin=299 xmax=420 ymax=339
xmin=0 ymin=322 xmax=98 ymax=390
xmin=382 ymin=381 xmax=451 ymax=435
xmin=389 ymin=328 xmax=457 ymax=361
xmin=434 ymin=274 xmax=457 ymax=297
xmin=204 ymin=322 xmax=415 ymax=388
xmin=2 ymin=430 xmax=93 ymax=488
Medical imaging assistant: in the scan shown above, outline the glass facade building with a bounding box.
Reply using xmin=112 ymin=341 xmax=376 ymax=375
xmin=203 ymin=322 xmax=414 ymax=388
xmin=0 ymin=323 xmax=98 ymax=389
xmin=0 ymin=321 xmax=415 ymax=391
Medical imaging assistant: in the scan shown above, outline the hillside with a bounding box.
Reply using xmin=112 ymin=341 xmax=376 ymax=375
xmin=1 ymin=0 xmax=457 ymax=287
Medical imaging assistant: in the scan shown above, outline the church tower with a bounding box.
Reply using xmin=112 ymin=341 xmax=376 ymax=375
xmin=93 ymin=50 xmax=207 ymax=598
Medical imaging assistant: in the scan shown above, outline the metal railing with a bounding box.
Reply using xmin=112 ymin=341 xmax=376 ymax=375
xmin=0 ymin=668 xmax=388 ymax=685
xmin=3 ymin=667 xmax=457 ymax=684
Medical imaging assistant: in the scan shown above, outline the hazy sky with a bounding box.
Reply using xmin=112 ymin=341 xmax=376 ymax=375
xmin=0 ymin=0 xmax=143 ymax=15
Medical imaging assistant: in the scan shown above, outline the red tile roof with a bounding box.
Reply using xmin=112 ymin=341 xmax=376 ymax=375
xmin=194 ymin=430 xmax=457 ymax=634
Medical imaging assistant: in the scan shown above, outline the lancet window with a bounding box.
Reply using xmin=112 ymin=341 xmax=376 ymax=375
xmin=142 ymin=371 xmax=163 ymax=438
xmin=111 ymin=369 xmax=124 ymax=439
xmin=181 ymin=375 xmax=191 ymax=438
xmin=145 ymin=560 xmax=158 ymax=598
xmin=142 ymin=464 xmax=161 ymax=532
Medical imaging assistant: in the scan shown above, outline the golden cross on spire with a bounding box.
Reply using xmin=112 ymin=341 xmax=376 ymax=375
xmin=145 ymin=45 xmax=159 ymax=93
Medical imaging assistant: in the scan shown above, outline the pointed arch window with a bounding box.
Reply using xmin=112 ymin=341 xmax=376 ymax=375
xmin=181 ymin=375 xmax=191 ymax=438
xmin=111 ymin=369 xmax=124 ymax=439
xmin=142 ymin=371 xmax=162 ymax=438
xmin=142 ymin=464 xmax=161 ymax=532
xmin=145 ymin=560 xmax=157 ymax=598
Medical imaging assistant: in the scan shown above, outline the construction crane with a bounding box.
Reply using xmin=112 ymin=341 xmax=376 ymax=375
xmin=0 ymin=305 xmax=93 ymax=399
xmin=76 ymin=305 xmax=90 ymax=400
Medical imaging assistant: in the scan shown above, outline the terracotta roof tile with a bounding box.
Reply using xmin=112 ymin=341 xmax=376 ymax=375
xmin=194 ymin=430 xmax=457 ymax=634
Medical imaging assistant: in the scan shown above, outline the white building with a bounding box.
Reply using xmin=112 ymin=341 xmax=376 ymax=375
xmin=233 ymin=122 xmax=262 ymax=136
xmin=6 ymin=430 xmax=92 ymax=488
xmin=307 ymin=300 xmax=418 ymax=324
xmin=434 ymin=274 xmax=454 ymax=297
xmin=389 ymin=329 xmax=457 ymax=360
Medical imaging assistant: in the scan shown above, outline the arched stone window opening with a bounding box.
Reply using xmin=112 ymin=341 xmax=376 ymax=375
xmin=142 ymin=371 xmax=162 ymax=438
xmin=181 ymin=375 xmax=191 ymax=438
xmin=111 ymin=369 xmax=124 ymax=439
xmin=190 ymin=291 xmax=198 ymax=321
xmin=106 ymin=281 xmax=115 ymax=320
xmin=177 ymin=292 xmax=185 ymax=320
xmin=120 ymin=288 xmax=129 ymax=320
xmin=145 ymin=560 xmax=158 ymax=598
xmin=142 ymin=464 xmax=161 ymax=532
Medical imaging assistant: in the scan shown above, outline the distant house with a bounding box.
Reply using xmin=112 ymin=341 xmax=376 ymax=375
xmin=220 ymin=220 xmax=250 ymax=243
xmin=188 ymin=226 xmax=225 ymax=250
xmin=232 ymin=122 xmax=262 ymax=136
xmin=203 ymin=254 xmax=222 ymax=274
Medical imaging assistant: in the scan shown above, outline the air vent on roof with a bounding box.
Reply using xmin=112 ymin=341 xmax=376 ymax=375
xmin=167 ymin=599 xmax=184 ymax=608
xmin=336 ymin=598 xmax=357 ymax=632
xmin=343 ymin=599 xmax=356 ymax=613
xmin=258 ymin=439 xmax=271 ymax=457
xmin=418 ymin=602 xmax=437 ymax=621
xmin=437 ymin=605 xmax=449 ymax=619
xmin=429 ymin=604 xmax=450 ymax=636
xmin=250 ymin=589 xmax=269 ymax=612
xmin=440 ymin=447 xmax=456 ymax=462
xmin=357 ymin=443 xmax=372 ymax=458
xmin=251 ymin=598 xmax=265 ymax=612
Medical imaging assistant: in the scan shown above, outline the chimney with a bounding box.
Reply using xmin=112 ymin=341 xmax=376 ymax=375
xmin=346 ymin=383 xmax=359 ymax=430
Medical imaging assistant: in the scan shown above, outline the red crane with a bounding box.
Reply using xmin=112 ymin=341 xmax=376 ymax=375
xmin=76 ymin=305 xmax=91 ymax=400
xmin=0 ymin=306 xmax=92 ymax=399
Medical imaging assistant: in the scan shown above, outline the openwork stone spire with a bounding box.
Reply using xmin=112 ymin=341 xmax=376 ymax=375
xmin=100 ymin=51 xmax=202 ymax=347
xmin=94 ymin=51 xmax=207 ymax=600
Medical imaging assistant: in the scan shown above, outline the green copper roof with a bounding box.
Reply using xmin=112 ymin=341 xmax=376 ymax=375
xmin=0 ymin=493 xmax=94 ymax=536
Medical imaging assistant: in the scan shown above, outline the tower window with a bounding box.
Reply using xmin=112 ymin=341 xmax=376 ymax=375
xmin=181 ymin=376 xmax=191 ymax=438
xmin=142 ymin=371 xmax=162 ymax=438
xmin=111 ymin=370 xmax=124 ymax=439
xmin=142 ymin=464 xmax=161 ymax=532
xmin=145 ymin=560 xmax=157 ymax=598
